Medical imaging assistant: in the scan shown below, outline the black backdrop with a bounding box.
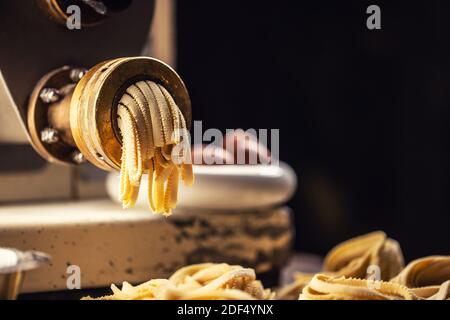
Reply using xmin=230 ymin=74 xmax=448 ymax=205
xmin=176 ymin=0 xmax=450 ymax=260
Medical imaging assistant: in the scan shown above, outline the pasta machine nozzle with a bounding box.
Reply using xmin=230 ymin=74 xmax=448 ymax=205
xmin=27 ymin=57 xmax=191 ymax=171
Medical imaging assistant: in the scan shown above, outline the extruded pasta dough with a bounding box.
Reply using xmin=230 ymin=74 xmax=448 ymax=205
xmin=82 ymin=263 xmax=273 ymax=300
xmin=117 ymin=80 xmax=193 ymax=215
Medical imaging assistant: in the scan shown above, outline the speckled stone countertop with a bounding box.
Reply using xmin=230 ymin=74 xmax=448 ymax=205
xmin=0 ymin=200 xmax=293 ymax=294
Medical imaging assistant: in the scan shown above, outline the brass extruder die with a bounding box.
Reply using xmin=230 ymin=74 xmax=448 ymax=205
xmin=27 ymin=57 xmax=192 ymax=171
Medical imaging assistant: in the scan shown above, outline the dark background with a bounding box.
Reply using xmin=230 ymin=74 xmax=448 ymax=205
xmin=176 ymin=0 xmax=450 ymax=260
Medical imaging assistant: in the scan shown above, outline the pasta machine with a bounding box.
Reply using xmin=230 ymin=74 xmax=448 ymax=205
xmin=0 ymin=0 xmax=295 ymax=298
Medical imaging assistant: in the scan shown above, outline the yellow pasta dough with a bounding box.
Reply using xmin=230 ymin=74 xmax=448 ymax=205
xmin=323 ymin=231 xmax=404 ymax=279
xmin=82 ymin=233 xmax=449 ymax=300
xmin=299 ymin=256 xmax=450 ymax=300
xmin=117 ymin=80 xmax=193 ymax=215
xmin=278 ymin=232 xmax=449 ymax=300
xmin=277 ymin=231 xmax=404 ymax=299
xmin=391 ymin=256 xmax=450 ymax=300
xmin=299 ymin=274 xmax=415 ymax=300
xmin=82 ymin=263 xmax=273 ymax=300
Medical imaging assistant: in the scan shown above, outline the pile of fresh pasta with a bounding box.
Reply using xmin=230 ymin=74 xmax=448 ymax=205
xmin=117 ymin=80 xmax=193 ymax=215
xmin=278 ymin=231 xmax=450 ymax=300
xmin=84 ymin=232 xmax=449 ymax=300
xmin=83 ymin=263 xmax=274 ymax=300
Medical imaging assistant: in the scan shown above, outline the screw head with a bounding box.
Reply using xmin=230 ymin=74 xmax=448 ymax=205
xmin=70 ymin=68 xmax=87 ymax=83
xmin=72 ymin=151 xmax=86 ymax=164
xmin=41 ymin=128 xmax=59 ymax=144
xmin=39 ymin=88 xmax=60 ymax=104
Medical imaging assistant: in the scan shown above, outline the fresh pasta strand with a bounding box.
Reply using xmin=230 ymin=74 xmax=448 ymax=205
xmin=390 ymin=256 xmax=450 ymax=300
xmin=117 ymin=80 xmax=193 ymax=215
xmin=299 ymin=274 xmax=416 ymax=300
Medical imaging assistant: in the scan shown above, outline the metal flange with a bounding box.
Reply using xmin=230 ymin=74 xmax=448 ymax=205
xmin=27 ymin=66 xmax=83 ymax=165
